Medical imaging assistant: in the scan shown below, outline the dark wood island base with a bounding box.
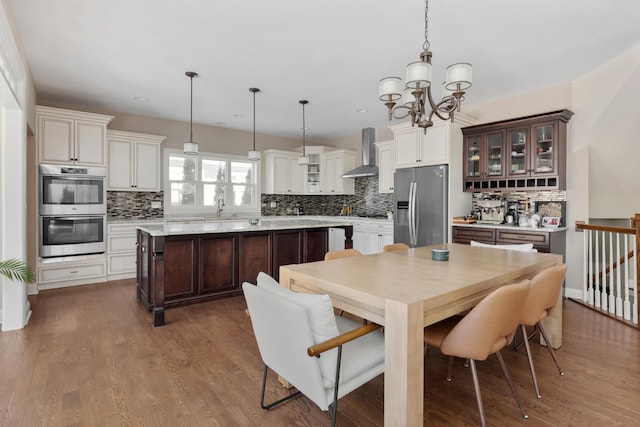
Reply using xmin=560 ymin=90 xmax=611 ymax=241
xmin=137 ymin=224 xmax=353 ymax=326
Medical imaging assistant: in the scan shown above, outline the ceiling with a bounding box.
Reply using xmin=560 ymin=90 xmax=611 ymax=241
xmin=10 ymin=0 xmax=640 ymax=142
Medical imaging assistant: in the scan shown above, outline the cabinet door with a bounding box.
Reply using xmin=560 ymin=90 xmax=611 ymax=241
xmin=420 ymin=124 xmax=448 ymax=165
xmin=75 ymin=121 xmax=107 ymax=166
xmin=239 ymin=232 xmax=272 ymax=284
xmin=377 ymin=141 xmax=395 ymax=193
xmin=324 ymin=156 xmax=338 ymax=193
xmin=395 ymin=128 xmax=421 ymax=168
xmin=38 ymin=115 xmax=74 ymax=164
xmin=288 ymin=157 xmax=305 ymax=194
xmin=200 ymin=234 xmax=238 ymax=294
xmin=485 ymin=130 xmax=505 ymax=178
xmin=531 ymin=121 xmax=558 ymax=176
xmin=463 ymin=134 xmax=482 ymax=180
xmin=135 ymin=141 xmax=161 ymax=191
xmin=273 ymin=155 xmax=292 ymax=193
xmin=272 ymin=230 xmax=302 ymax=280
xmin=352 ymin=224 xmax=367 ymax=254
xmin=506 ymin=127 xmax=529 ymax=176
xmin=108 ymin=138 xmax=134 ymax=190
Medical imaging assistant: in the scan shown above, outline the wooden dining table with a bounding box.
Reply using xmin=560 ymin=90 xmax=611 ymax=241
xmin=279 ymin=243 xmax=563 ymax=427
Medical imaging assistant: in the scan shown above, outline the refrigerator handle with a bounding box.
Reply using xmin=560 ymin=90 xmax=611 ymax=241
xmin=412 ymin=181 xmax=418 ymax=246
xmin=409 ymin=182 xmax=417 ymax=247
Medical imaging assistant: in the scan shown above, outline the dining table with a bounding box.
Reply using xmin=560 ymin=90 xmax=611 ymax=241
xmin=279 ymin=243 xmax=563 ymax=427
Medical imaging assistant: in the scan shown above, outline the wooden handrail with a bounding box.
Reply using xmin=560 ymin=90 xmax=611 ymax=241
xmin=575 ymin=222 xmax=635 ymax=235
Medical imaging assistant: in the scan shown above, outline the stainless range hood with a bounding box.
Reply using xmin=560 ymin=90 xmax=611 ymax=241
xmin=342 ymin=127 xmax=379 ymax=178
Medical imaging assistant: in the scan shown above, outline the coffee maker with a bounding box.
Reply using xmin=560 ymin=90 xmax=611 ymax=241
xmin=477 ymin=200 xmax=504 ymax=224
xmin=505 ymin=202 xmax=519 ymax=225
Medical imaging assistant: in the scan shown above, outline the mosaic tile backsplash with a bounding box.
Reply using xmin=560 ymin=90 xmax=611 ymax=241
xmin=107 ymin=177 xmax=394 ymax=219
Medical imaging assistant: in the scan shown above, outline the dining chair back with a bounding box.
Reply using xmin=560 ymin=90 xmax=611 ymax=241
xmin=519 ymin=263 xmax=567 ymax=399
xmin=324 ymin=248 xmax=363 ymax=260
xmin=382 ymin=243 xmax=410 ymax=252
xmin=424 ymin=279 xmax=531 ymax=427
xmin=243 ymin=272 xmax=385 ymax=427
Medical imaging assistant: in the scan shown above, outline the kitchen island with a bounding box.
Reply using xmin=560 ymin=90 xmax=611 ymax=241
xmin=136 ymin=218 xmax=353 ymax=326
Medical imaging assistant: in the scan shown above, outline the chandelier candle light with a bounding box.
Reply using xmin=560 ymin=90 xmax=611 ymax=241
xmin=378 ymin=0 xmax=472 ymax=133
xmin=183 ymin=71 xmax=199 ymax=154
xmin=298 ymin=100 xmax=310 ymax=165
xmin=248 ymin=87 xmax=261 ymax=161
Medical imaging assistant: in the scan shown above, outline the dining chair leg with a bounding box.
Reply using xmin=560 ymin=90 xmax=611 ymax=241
xmin=537 ymin=322 xmax=564 ymax=375
xmin=446 ymin=356 xmax=454 ymax=381
xmin=495 ymin=351 xmax=528 ymax=420
xmin=521 ymin=324 xmax=542 ymax=399
xmin=468 ymin=359 xmax=487 ymax=427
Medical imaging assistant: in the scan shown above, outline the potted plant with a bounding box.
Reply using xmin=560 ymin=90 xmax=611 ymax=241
xmin=0 ymin=258 xmax=35 ymax=283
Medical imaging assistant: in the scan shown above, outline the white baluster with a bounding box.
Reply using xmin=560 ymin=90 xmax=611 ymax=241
xmin=595 ymin=230 xmax=601 ymax=308
xmin=601 ymin=231 xmax=608 ymax=310
xmin=615 ymin=233 xmax=623 ymax=316
xmin=624 ymin=234 xmax=631 ymax=321
xmin=608 ymin=231 xmax=615 ymax=313
xmin=588 ymin=230 xmax=594 ymax=305
xmin=583 ymin=229 xmax=589 ymax=302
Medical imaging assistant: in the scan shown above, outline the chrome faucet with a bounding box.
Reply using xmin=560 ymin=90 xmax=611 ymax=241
xmin=216 ymin=198 xmax=225 ymax=217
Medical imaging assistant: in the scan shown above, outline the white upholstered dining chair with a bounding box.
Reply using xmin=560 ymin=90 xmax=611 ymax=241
xmin=243 ymin=272 xmax=385 ymax=427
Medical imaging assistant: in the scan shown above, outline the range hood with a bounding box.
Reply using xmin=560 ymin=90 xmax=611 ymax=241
xmin=342 ymin=127 xmax=379 ymax=178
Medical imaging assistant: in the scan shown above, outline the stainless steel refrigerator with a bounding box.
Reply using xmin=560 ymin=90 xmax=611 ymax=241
xmin=394 ymin=164 xmax=448 ymax=248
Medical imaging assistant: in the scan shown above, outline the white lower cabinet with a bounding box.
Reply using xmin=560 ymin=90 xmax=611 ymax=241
xmin=107 ymin=222 xmax=155 ymax=279
xmin=328 ymin=227 xmax=347 ymax=251
xmin=37 ymin=255 xmax=107 ymax=289
xmin=351 ymin=220 xmax=394 ymax=255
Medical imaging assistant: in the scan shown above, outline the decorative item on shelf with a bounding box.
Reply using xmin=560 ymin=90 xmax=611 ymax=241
xmin=542 ymin=216 xmax=560 ymax=228
xmin=183 ymin=71 xmax=199 ymax=155
xmin=298 ymin=100 xmax=310 ymax=165
xmin=378 ymin=0 xmax=472 ymax=134
xmin=248 ymin=88 xmax=261 ymax=161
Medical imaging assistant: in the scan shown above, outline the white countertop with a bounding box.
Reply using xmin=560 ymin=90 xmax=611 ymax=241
xmin=452 ymin=222 xmax=567 ymax=232
xmin=109 ymin=215 xmax=392 ymax=225
xmin=137 ymin=217 xmax=363 ymax=237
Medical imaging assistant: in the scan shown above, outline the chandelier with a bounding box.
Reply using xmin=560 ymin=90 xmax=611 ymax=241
xmin=248 ymin=87 xmax=261 ymax=161
xmin=378 ymin=0 xmax=472 ymax=133
xmin=183 ymin=71 xmax=199 ymax=154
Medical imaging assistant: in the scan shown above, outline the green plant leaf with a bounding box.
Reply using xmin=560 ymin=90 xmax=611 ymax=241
xmin=0 ymin=258 xmax=35 ymax=284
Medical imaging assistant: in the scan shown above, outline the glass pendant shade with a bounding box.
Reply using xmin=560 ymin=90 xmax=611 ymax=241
xmin=445 ymin=63 xmax=472 ymax=91
xmin=248 ymin=150 xmax=261 ymax=161
xmin=378 ymin=77 xmax=402 ymax=101
xmin=184 ymin=142 xmax=198 ymax=154
xmin=298 ymin=155 xmax=310 ymax=165
xmin=405 ymin=61 xmax=432 ymax=89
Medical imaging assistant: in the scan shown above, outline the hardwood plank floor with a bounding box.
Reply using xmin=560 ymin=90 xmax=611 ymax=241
xmin=1 ymin=279 xmax=638 ymax=426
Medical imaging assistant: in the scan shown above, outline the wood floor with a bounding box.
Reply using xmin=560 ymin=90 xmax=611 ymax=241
xmin=1 ymin=279 xmax=638 ymax=426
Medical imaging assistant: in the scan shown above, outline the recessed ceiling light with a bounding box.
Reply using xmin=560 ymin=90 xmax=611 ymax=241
xmin=233 ymin=114 xmax=245 ymax=118
xmin=356 ymin=108 xmax=368 ymax=113
xmin=134 ymin=96 xmax=149 ymax=102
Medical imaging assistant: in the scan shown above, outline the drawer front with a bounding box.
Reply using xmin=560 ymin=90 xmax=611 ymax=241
xmin=39 ymin=261 xmax=106 ymax=283
xmin=107 ymin=253 xmax=137 ymax=275
xmin=496 ymin=229 xmax=550 ymax=252
xmin=108 ymin=234 xmax=138 ymax=253
xmin=452 ymin=227 xmax=496 ymax=244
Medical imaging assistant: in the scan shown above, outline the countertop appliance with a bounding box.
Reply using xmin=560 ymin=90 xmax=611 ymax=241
xmin=476 ymin=199 xmax=504 ymax=224
xmin=394 ymin=165 xmax=448 ymax=247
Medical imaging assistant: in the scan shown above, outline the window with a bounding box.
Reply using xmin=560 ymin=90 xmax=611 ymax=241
xmin=164 ymin=149 xmax=260 ymax=215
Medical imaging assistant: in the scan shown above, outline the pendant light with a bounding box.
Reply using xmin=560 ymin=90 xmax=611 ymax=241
xmin=298 ymin=100 xmax=310 ymax=165
xmin=183 ymin=71 xmax=199 ymax=154
xmin=248 ymin=87 xmax=261 ymax=161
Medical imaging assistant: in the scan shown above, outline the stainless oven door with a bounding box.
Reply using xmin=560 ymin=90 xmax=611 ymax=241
xmin=40 ymin=173 xmax=106 ymax=215
xmin=40 ymin=215 xmax=106 ymax=258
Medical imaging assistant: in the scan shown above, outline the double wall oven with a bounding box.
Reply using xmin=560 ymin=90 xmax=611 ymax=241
xmin=39 ymin=164 xmax=107 ymax=258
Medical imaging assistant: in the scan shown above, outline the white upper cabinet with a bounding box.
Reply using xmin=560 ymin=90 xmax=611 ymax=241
xmin=323 ymin=149 xmax=355 ymax=195
xmin=376 ymin=140 xmax=395 ymax=193
xmin=263 ymin=149 xmax=305 ymax=194
xmin=107 ymin=130 xmax=166 ymax=192
xmin=36 ymin=106 xmax=114 ymax=166
xmin=264 ymin=147 xmax=354 ymax=195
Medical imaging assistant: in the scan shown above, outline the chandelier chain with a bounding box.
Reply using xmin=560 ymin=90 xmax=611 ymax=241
xmin=423 ymin=0 xmax=430 ymax=52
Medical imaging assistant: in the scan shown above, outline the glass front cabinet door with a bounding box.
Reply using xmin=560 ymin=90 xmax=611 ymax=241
xmin=485 ymin=131 xmax=505 ymax=178
xmin=463 ymin=135 xmax=482 ymax=180
xmin=507 ymin=127 xmax=528 ymax=176
xmin=531 ymin=122 xmax=558 ymax=176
